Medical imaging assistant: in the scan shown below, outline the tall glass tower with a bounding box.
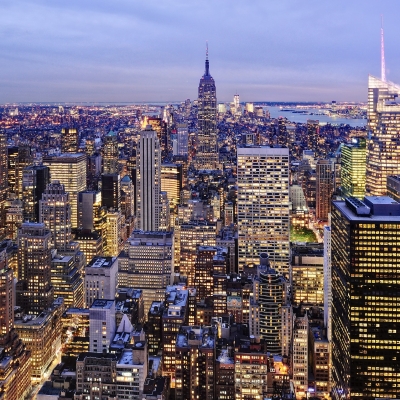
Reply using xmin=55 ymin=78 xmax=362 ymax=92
xmin=366 ymin=76 xmax=400 ymax=195
xmin=195 ymin=47 xmax=219 ymax=170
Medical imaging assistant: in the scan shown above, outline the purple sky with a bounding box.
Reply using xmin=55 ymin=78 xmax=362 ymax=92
xmin=1 ymin=0 xmax=399 ymax=103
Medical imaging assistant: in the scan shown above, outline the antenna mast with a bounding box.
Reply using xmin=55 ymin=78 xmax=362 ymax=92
xmin=381 ymin=15 xmax=386 ymax=82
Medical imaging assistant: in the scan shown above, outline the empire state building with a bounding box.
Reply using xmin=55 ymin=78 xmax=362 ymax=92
xmin=195 ymin=47 xmax=219 ymax=170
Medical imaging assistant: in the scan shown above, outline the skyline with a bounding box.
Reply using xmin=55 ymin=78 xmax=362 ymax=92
xmin=1 ymin=1 xmax=399 ymax=103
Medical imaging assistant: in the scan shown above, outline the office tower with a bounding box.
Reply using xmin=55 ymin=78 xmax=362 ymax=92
xmin=102 ymin=131 xmax=119 ymax=174
xmin=43 ymin=153 xmax=87 ymax=228
xmin=218 ymin=103 xmax=226 ymax=114
xmin=4 ymin=198 xmax=23 ymax=240
xmin=331 ymin=196 xmax=400 ymax=399
xmin=118 ymin=230 xmax=174 ymax=313
xmin=77 ymin=190 xmax=103 ymax=231
xmin=101 ymin=173 xmax=121 ymax=211
xmin=323 ymin=226 xmax=332 ymax=341
xmin=340 ymin=138 xmax=366 ymax=199
xmin=175 ymin=326 xmax=217 ymax=400
xmin=14 ymin=298 xmax=64 ymax=383
xmin=147 ymin=302 xmax=165 ymax=355
xmin=137 ymin=125 xmax=161 ymax=231
xmin=22 ymin=164 xmax=50 ymax=222
xmin=51 ymin=253 xmax=84 ymax=308
xmin=194 ymin=246 xmax=227 ymax=302
xmin=215 ymin=344 xmax=235 ymax=399
xmin=146 ymin=116 xmax=168 ymax=158
xmin=0 ymin=265 xmax=13 ymax=343
xmin=39 ymin=181 xmax=72 ymax=251
xmin=234 ymin=339 xmax=269 ymax=400
xmin=16 ymin=222 xmax=54 ymax=314
xmin=74 ymin=230 xmax=103 ymax=262
xmin=233 ymin=93 xmax=240 ymax=112
xmin=104 ymin=209 xmax=123 ymax=256
xmin=310 ymin=325 xmax=331 ymax=397
xmin=61 ymin=128 xmax=79 ymax=153
xmin=161 ymin=163 xmax=182 ymax=210
xmin=177 ymin=221 xmax=216 ymax=286
xmin=89 ymin=299 xmax=116 ymax=352
xmin=0 ymin=134 xmax=7 ymax=213
xmin=307 ymin=119 xmax=320 ymax=153
xmin=237 ymin=146 xmax=290 ymax=275
xmin=176 ymin=123 xmax=188 ymax=156
xmin=366 ymin=76 xmax=400 ymax=195
xmin=245 ymin=102 xmax=254 ymax=113
xmin=84 ymin=256 xmax=117 ymax=307
xmin=162 ymin=286 xmax=189 ymax=381
xmin=292 ymin=315 xmax=309 ymax=397
xmin=159 ymin=191 xmax=170 ymax=231
xmin=387 ymin=175 xmax=400 ymax=201
xmin=7 ymin=145 xmax=33 ymax=198
xmin=291 ymin=243 xmax=324 ymax=307
xmin=249 ymin=253 xmax=291 ymax=355
xmin=316 ymin=159 xmax=334 ymax=222
xmin=76 ymin=342 xmax=148 ymax=399
xmin=195 ymin=47 xmax=219 ymax=170
xmin=120 ymin=175 xmax=134 ymax=219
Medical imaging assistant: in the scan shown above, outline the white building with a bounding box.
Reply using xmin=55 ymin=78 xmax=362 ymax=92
xmin=137 ymin=125 xmax=161 ymax=231
xmin=84 ymin=256 xmax=118 ymax=307
xmin=89 ymin=299 xmax=116 ymax=353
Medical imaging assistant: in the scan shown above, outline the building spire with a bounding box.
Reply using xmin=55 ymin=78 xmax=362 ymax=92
xmin=205 ymin=41 xmax=210 ymax=76
xmin=381 ymin=15 xmax=386 ymax=82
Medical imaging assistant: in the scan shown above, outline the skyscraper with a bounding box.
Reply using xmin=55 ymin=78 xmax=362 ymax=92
xmin=365 ymin=76 xmax=400 ymax=195
xmin=307 ymin=119 xmax=320 ymax=153
xmin=61 ymin=128 xmax=79 ymax=153
xmin=315 ymin=159 xmax=334 ymax=222
xmin=16 ymin=222 xmax=54 ymax=314
xmin=43 ymin=153 xmax=87 ymax=228
xmin=331 ymin=196 xmax=400 ymax=399
xmin=137 ymin=125 xmax=161 ymax=231
xmin=102 ymin=131 xmax=119 ymax=174
xmin=237 ymin=146 xmax=290 ymax=275
xmin=340 ymin=138 xmax=366 ymax=199
xmin=0 ymin=134 xmax=8 ymax=204
xmin=39 ymin=181 xmax=72 ymax=251
xmin=195 ymin=46 xmax=219 ymax=170
xmin=101 ymin=173 xmax=121 ymax=211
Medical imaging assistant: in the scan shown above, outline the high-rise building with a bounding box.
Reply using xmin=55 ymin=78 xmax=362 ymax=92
xmin=307 ymin=120 xmax=320 ymax=153
xmin=22 ymin=164 xmax=50 ymax=222
xmin=89 ymin=299 xmax=116 ymax=353
xmin=137 ymin=125 xmax=161 ymax=231
xmin=43 ymin=153 xmax=87 ymax=228
xmin=366 ymin=76 xmax=400 ymax=195
xmin=249 ymin=253 xmax=291 ymax=355
xmin=237 ymin=146 xmax=290 ymax=275
xmin=291 ymin=243 xmax=324 ymax=307
xmin=195 ymin=47 xmax=219 ymax=170
xmin=331 ymin=196 xmax=400 ymax=399
xmin=0 ymin=264 xmax=13 ymax=343
xmin=61 ymin=128 xmax=79 ymax=153
xmin=292 ymin=315 xmax=308 ymax=397
xmin=39 ymin=181 xmax=72 ymax=251
xmin=175 ymin=326 xmax=217 ymax=400
xmin=7 ymin=145 xmax=33 ymax=198
xmin=102 ymin=131 xmax=119 ymax=174
xmin=0 ymin=134 xmax=8 ymax=228
xmin=387 ymin=175 xmax=400 ymax=202
xmin=340 ymin=138 xmax=367 ymax=199
xmin=176 ymin=123 xmax=188 ymax=156
xmin=118 ymin=230 xmax=174 ymax=313
xmin=316 ymin=159 xmax=334 ymax=222
xmin=16 ymin=222 xmax=54 ymax=314
xmin=101 ymin=173 xmax=121 ymax=211
xmin=84 ymin=256 xmax=117 ymax=307
xmin=77 ymin=190 xmax=103 ymax=231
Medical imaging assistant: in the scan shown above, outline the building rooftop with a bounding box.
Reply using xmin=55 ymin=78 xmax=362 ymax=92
xmin=90 ymin=299 xmax=114 ymax=309
xmin=143 ymin=376 xmax=168 ymax=397
xmin=86 ymin=256 xmax=116 ymax=269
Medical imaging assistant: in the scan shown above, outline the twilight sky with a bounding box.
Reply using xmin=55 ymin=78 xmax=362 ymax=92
xmin=1 ymin=0 xmax=399 ymax=103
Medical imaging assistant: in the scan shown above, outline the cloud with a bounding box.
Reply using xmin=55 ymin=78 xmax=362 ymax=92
xmin=0 ymin=0 xmax=399 ymax=102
